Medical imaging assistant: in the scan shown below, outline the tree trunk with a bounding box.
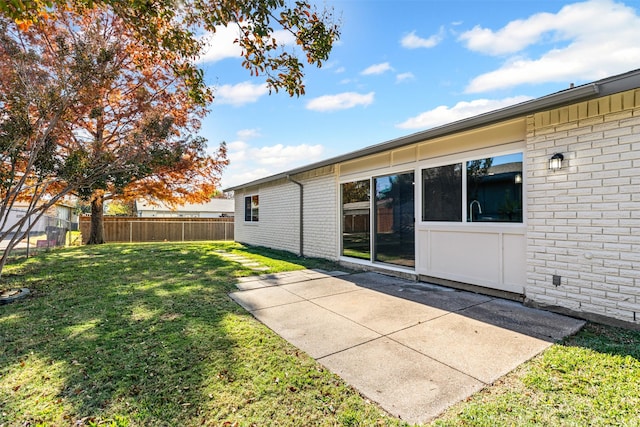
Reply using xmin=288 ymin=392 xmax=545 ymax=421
xmin=87 ymin=192 xmax=105 ymax=244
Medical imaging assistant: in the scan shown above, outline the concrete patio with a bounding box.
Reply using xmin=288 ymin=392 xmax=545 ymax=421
xmin=230 ymin=270 xmax=585 ymax=425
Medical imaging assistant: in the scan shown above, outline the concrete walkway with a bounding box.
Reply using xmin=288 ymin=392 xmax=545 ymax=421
xmin=214 ymin=250 xmax=271 ymax=272
xmin=230 ymin=270 xmax=585 ymax=425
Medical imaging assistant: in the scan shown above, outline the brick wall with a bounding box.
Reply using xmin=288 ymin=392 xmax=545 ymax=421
xmin=234 ymin=178 xmax=300 ymax=254
xmin=234 ymin=169 xmax=338 ymax=260
xmin=301 ymin=173 xmax=338 ymax=260
xmin=525 ymin=89 xmax=640 ymax=326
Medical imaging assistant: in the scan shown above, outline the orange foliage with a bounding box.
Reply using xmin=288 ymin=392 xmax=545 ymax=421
xmin=1 ymin=7 xmax=227 ymax=212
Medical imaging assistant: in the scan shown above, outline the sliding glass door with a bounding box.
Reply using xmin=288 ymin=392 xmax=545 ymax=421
xmin=341 ymin=180 xmax=371 ymax=260
xmin=374 ymin=172 xmax=415 ymax=267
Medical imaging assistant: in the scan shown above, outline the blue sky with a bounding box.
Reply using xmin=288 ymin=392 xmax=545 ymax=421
xmin=196 ymin=0 xmax=640 ymax=189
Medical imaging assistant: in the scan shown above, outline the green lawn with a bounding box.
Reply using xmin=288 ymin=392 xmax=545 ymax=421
xmin=433 ymin=323 xmax=640 ymax=426
xmin=1 ymin=242 xmax=639 ymax=426
xmin=1 ymin=242 xmax=403 ymax=426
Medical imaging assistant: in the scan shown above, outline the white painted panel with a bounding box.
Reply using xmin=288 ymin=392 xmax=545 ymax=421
xmin=417 ymin=227 xmax=525 ymax=294
xmin=503 ymin=233 xmax=526 ymax=293
xmin=430 ymin=231 xmax=501 ymax=284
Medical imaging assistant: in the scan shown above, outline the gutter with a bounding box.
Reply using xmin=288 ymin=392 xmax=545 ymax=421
xmin=287 ymin=175 xmax=304 ymax=257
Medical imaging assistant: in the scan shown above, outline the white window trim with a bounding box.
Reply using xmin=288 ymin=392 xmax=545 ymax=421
xmin=417 ymin=143 xmax=526 ymax=227
xmin=244 ymin=194 xmax=259 ymax=223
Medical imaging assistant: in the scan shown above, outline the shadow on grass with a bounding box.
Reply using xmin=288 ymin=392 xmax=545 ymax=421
xmin=561 ymin=322 xmax=640 ymax=360
xmin=1 ymin=242 xmax=401 ymax=426
xmin=0 ymin=242 xmax=246 ymax=425
xmin=231 ymin=244 xmax=354 ymax=273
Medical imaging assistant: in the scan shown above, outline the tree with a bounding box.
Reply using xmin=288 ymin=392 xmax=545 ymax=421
xmin=0 ymin=15 xmax=102 ymax=272
xmin=0 ymin=1 xmax=340 ymax=277
xmin=47 ymin=10 xmax=229 ymax=244
xmin=0 ymin=9 xmax=226 ymax=271
xmin=105 ymin=200 xmax=134 ymax=216
xmin=0 ymin=0 xmax=341 ymax=104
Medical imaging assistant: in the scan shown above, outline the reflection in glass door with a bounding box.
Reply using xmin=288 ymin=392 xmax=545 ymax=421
xmin=374 ymin=172 xmax=415 ymax=268
xmin=341 ymin=180 xmax=371 ymax=260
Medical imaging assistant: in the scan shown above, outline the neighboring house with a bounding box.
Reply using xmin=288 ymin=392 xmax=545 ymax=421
xmin=2 ymin=201 xmax=77 ymax=235
xmin=226 ymin=68 xmax=640 ymax=328
xmin=135 ymin=199 xmax=235 ymax=218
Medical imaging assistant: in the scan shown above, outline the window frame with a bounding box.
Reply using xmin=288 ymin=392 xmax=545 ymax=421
xmin=421 ymin=162 xmax=463 ymax=222
xmin=244 ymin=194 xmax=259 ymax=223
xmin=418 ymin=149 xmax=524 ymax=225
xmin=372 ymin=171 xmax=416 ymax=268
xmin=465 ymin=152 xmax=523 ymax=223
xmin=340 ymin=179 xmax=372 ymax=260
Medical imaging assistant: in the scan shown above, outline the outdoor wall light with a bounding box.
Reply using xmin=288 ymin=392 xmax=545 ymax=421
xmin=549 ymin=153 xmax=564 ymax=171
xmin=514 ymin=173 xmax=522 ymax=184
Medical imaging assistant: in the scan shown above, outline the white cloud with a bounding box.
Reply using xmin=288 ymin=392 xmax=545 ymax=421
xmin=225 ymin=140 xmax=249 ymax=163
xmin=237 ymin=129 xmax=261 ymax=139
xmin=400 ymin=28 xmax=444 ymax=49
xmin=460 ymin=0 xmax=640 ymax=93
xmin=306 ymin=92 xmax=375 ymax=112
xmin=251 ymin=144 xmax=324 ymax=167
xmin=459 ymin=13 xmax=555 ymax=56
xmin=271 ymin=29 xmax=296 ymax=46
xmin=227 ymin=140 xmax=249 ymax=152
xmin=221 ymin=168 xmax=272 ymax=189
xmin=396 ymin=96 xmax=532 ymax=130
xmin=199 ymin=26 xmax=296 ymax=63
xmin=323 ymin=61 xmax=345 ymax=74
xmin=199 ymin=25 xmax=243 ymax=63
xmin=361 ymin=62 xmax=393 ymax=75
xmin=220 ymin=143 xmax=325 ymax=188
xmin=214 ymin=81 xmax=269 ymax=106
xmin=396 ymin=72 xmax=415 ymax=83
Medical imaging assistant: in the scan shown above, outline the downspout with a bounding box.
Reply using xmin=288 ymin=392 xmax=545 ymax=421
xmin=287 ymin=175 xmax=304 ymax=257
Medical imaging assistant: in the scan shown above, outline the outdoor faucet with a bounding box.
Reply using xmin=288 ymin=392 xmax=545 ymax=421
xmin=469 ymin=200 xmax=482 ymax=222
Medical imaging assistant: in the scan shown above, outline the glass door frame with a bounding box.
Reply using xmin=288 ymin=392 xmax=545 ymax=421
xmin=372 ymin=170 xmax=416 ymax=269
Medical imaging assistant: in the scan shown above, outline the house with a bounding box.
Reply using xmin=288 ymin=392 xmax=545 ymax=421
xmin=225 ymin=69 xmax=640 ymax=328
xmin=135 ymin=198 xmax=235 ymax=218
xmin=2 ymin=201 xmax=77 ymax=235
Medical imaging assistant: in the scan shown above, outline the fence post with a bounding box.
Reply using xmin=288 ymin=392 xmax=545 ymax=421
xmin=129 ymin=221 xmax=133 ymax=243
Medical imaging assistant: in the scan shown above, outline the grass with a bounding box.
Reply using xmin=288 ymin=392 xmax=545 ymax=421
xmin=1 ymin=241 xmax=639 ymax=426
xmin=0 ymin=241 xmax=403 ymax=427
xmin=433 ymin=324 xmax=640 ymax=426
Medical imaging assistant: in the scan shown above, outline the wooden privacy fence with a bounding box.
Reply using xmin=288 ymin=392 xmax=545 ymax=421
xmin=79 ymin=216 xmax=234 ymax=243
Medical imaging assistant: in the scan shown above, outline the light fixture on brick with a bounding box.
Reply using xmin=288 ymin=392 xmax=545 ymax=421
xmin=549 ymin=153 xmax=564 ymax=171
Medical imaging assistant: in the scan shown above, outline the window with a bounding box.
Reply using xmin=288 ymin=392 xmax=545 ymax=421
xmin=422 ymin=163 xmax=462 ymax=221
xmin=244 ymin=195 xmax=259 ymax=222
xmin=341 ymin=180 xmax=370 ymax=259
xmin=467 ymin=153 xmax=522 ymax=223
xmin=421 ymin=152 xmax=523 ymax=223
